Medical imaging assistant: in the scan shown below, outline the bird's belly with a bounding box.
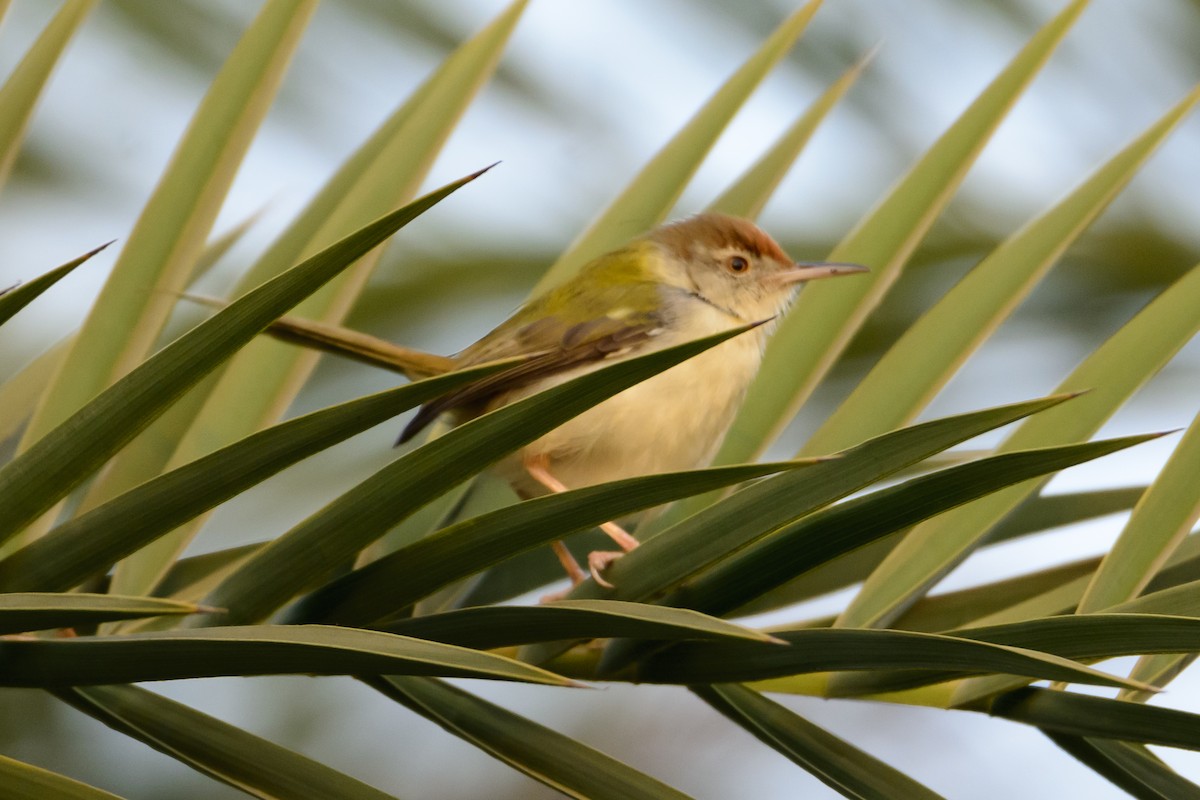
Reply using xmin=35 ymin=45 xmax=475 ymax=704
xmin=500 ymin=331 xmax=762 ymax=495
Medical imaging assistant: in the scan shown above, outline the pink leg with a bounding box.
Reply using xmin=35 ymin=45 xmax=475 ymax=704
xmin=525 ymin=453 xmax=638 ymax=589
xmin=551 ymin=540 xmax=586 ymax=585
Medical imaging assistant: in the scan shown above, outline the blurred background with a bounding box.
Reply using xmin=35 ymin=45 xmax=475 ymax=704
xmin=1 ymin=0 xmax=1198 ymax=797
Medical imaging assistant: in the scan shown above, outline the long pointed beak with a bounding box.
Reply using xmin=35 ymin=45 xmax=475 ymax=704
xmin=774 ymin=261 xmax=870 ymax=286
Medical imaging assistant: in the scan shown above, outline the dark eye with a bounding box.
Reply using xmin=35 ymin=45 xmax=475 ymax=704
xmin=727 ymin=255 xmax=750 ymax=274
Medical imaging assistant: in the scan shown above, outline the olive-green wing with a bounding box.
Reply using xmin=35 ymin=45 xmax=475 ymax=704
xmin=397 ymin=293 xmax=664 ymax=444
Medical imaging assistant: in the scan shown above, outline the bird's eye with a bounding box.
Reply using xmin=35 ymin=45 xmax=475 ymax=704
xmin=727 ymin=255 xmax=750 ymax=274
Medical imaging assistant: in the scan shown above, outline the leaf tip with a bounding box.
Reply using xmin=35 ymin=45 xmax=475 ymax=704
xmin=471 ymin=161 xmax=502 ymax=180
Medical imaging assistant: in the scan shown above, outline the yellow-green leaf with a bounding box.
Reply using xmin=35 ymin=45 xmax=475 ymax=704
xmin=838 ymin=261 xmax=1200 ymax=629
xmin=707 ymin=50 xmax=871 ymax=219
xmin=802 ymin=84 xmax=1200 ymax=457
xmin=19 ymin=0 xmax=316 ymax=456
xmin=533 ymin=0 xmax=821 ymax=293
xmin=0 ymin=754 xmax=123 ymax=800
xmin=716 ymin=0 xmax=1089 ymax=467
xmin=0 ymin=0 xmax=95 ymax=190
xmin=1077 ymin=407 xmax=1200 ymax=612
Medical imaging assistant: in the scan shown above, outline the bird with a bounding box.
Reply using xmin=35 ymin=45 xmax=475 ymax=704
xmin=398 ymin=212 xmax=867 ymax=590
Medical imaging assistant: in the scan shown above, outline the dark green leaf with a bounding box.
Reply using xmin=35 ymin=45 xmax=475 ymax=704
xmin=984 ymin=688 xmax=1200 ymax=751
xmin=0 ymin=243 xmax=110 ymax=327
xmin=693 ymin=684 xmax=946 ymax=800
xmin=0 ymin=360 xmax=512 ymax=593
xmin=833 ymin=613 xmax=1200 ymax=696
xmin=632 ymin=627 xmax=1147 ymax=691
xmin=369 ymin=676 xmax=692 ymax=800
xmin=0 ymin=592 xmax=201 ymax=635
xmin=376 ymin=600 xmax=779 ymax=649
xmin=0 ymin=624 xmax=571 ymax=687
xmin=1044 ymin=732 xmax=1200 ymax=800
xmin=56 ymin=684 xmax=400 ymax=800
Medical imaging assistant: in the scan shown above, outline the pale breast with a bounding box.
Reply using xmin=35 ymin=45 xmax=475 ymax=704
xmin=498 ymin=302 xmax=768 ymax=495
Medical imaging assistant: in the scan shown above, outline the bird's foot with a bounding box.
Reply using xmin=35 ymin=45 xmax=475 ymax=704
xmin=588 ymin=550 xmax=626 ymax=588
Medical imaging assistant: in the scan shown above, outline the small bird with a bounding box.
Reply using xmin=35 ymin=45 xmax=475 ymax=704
xmin=399 ymin=213 xmax=867 ymax=589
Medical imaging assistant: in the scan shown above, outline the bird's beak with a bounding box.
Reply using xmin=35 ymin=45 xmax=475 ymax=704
xmin=772 ymin=261 xmax=870 ymax=286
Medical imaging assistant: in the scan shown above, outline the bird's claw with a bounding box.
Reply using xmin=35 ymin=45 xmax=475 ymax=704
xmin=588 ymin=550 xmax=624 ymax=588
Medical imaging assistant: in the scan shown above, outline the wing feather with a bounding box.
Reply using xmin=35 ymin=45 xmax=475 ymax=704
xmin=397 ymin=289 xmax=663 ymax=444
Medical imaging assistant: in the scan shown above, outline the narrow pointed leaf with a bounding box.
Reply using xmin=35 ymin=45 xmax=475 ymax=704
xmin=963 ymin=613 xmax=1200 ymax=659
xmin=634 ymin=627 xmax=1147 ymax=692
xmin=1122 ymin=654 xmax=1197 ymax=703
xmin=289 ymin=459 xmax=812 ymax=626
xmin=0 ymin=0 xmax=95 ymax=189
xmin=0 ymin=360 xmax=511 ymax=593
xmin=834 ymin=613 xmax=1200 ymax=696
xmin=955 ymin=532 xmax=1200 ymax=630
xmin=376 ymin=600 xmax=779 ymax=649
xmin=707 ymin=52 xmax=872 ymax=219
xmin=534 ymin=0 xmax=820 ymax=292
xmin=803 ymin=85 xmax=1200 ymax=457
xmin=119 ymin=545 xmax=269 ymax=635
xmin=983 ymin=688 xmax=1200 ymax=751
xmin=693 ymin=684 xmax=946 ymax=800
xmin=0 ymin=755 xmax=124 ymax=800
xmin=1044 ymin=733 xmax=1200 ymax=800
xmin=369 ymin=676 xmax=691 ymax=800
xmin=222 ymin=1 xmax=528 ymax=305
xmin=202 ymin=324 xmax=759 ymax=625
xmin=20 ymin=0 xmax=316 ymax=454
xmin=1078 ymin=407 xmax=1200 ymax=612
xmin=0 ymin=243 xmax=109 ymax=327
xmin=718 ymin=0 xmax=1089 ymax=466
xmin=839 ymin=261 xmax=1200 ymax=629
xmin=56 ymin=684 xmax=401 ymax=800
xmin=0 ymin=625 xmax=570 ymax=687
xmin=0 ymin=169 xmax=484 ymax=546
xmin=0 ymin=592 xmax=201 ymax=635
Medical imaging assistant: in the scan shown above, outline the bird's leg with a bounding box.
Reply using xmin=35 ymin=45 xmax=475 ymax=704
xmin=525 ymin=453 xmax=639 ymax=590
xmin=550 ymin=540 xmax=587 ymax=586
